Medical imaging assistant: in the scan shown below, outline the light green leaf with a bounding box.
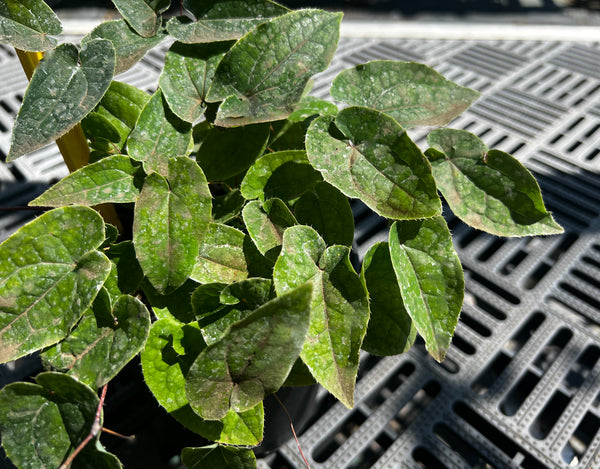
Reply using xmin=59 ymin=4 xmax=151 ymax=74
xmin=183 ymin=0 xmax=288 ymax=20
xmin=8 ymin=40 xmax=116 ymax=161
xmin=294 ymin=181 xmax=354 ymax=246
xmin=361 ymin=242 xmax=416 ymax=356
xmin=190 ymin=223 xmax=248 ymax=284
xmin=127 ymin=89 xmax=194 ymax=174
xmin=30 ymin=155 xmax=141 ymax=207
xmin=166 ymin=16 xmax=266 ymax=44
xmin=186 ymin=283 xmax=312 ymax=420
xmin=0 ymin=207 xmax=111 ymax=363
xmin=426 ymin=129 xmax=563 ymax=236
xmin=42 ymin=295 xmax=150 ymax=388
xmin=111 ymin=0 xmax=168 ymax=37
xmin=181 ymin=445 xmax=256 ymax=469
xmin=0 ymin=372 xmax=121 ymax=469
xmin=206 ymin=9 xmax=342 ymax=126
xmin=0 ymin=0 xmax=62 ymax=51
xmin=82 ymin=19 xmax=166 ymax=75
xmin=273 ymin=226 xmax=369 ymax=408
xmin=389 ymin=217 xmax=463 ymax=362
xmin=240 ymin=150 xmax=322 ymax=202
xmin=133 ymin=157 xmax=211 ymax=292
xmin=331 ymin=61 xmax=480 ymax=128
xmin=306 ymin=107 xmax=441 ymax=220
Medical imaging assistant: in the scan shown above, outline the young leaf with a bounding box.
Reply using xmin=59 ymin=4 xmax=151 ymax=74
xmin=133 ymin=157 xmax=211 ymax=292
xmin=186 ymin=283 xmax=312 ymax=420
xmin=29 ymin=155 xmax=141 ymax=207
xmin=127 ymin=89 xmax=193 ymax=174
xmin=206 ymin=9 xmax=342 ymax=126
xmin=0 ymin=207 xmax=111 ymax=363
xmin=159 ymin=41 xmax=231 ymax=123
xmin=273 ymin=225 xmax=369 ymax=408
xmin=0 ymin=372 xmax=121 ymax=469
xmin=0 ymin=0 xmax=62 ymax=51
xmin=306 ymin=107 xmax=441 ymax=220
xmin=8 ymin=40 xmax=116 ymax=161
xmin=331 ymin=61 xmax=480 ymax=128
xmin=181 ymin=445 xmax=256 ymax=469
xmin=190 ymin=223 xmax=248 ymax=284
xmin=82 ymin=19 xmax=166 ymax=75
xmin=111 ymin=0 xmax=169 ymax=37
xmin=389 ymin=217 xmax=464 ymax=362
xmin=361 ymin=242 xmax=416 ymax=356
xmin=426 ymin=128 xmax=563 ymax=236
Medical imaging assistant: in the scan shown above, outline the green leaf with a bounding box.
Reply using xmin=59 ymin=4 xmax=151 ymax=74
xmin=30 ymin=155 xmax=141 ymax=207
xmin=111 ymin=0 xmax=169 ymax=37
xmin=242 ymin=198 xmax=297 ymax=261
xmin=206 ymin=9 xmax=342 ymax=126
xmin=240 ymin=150 xmax=322 ymax=202
xmin=0 ymin=0 xmax=62 ymax=51
xmin=273 ymin=226 xmax=369 ymax=408
xmin=426 ymin=129 xmax=563 ymax=236
xmin=166 ymin=15 xmax=264 ymax=44
xmin=0 ymin=207 xmax=111 ymax=363
xmin=331 ymin=61 xmax=480 ymax=128
xmin=183 ymin=0 xmax=288 ymax=20
xmin=42 ymin=295 xmax=150 ymax=388
xmin=127 ymin=89 xmax=194 ymax=174
xmin=306 ymin=107 xmax=441 ymax=220
xmin=82 ymin=19 xmax=166 ymax=75
xmin=143 ymin=278 xmax=198 ymax=323
xmin=186 ymin=283 xmax=312 ymax=420
xmin=8 ymin=40 xmax=116 ymax=161
xmin=212 ymin=188 xmax=246 ymax=224
xmin=190 ymin=223 xmax=248 ymax=284
xmin=133 ymin=157 xmax=211 ymax=292
xmin=361 ymin=242 xmax=416 ymax=356
xmin=388 ymin=217 xmax=463 ymax=362
xmin=196 ymin=123 xmax=270 ymax=181
xmin=181 ymin=445 xmax=256 ymax=469
xmin=294 ymin=181 xmax=354 ymax=246
xmin=0 ymin=372 xmax=121 ymax=469
xmin=105 ymin=241 xmax=145 ymax=295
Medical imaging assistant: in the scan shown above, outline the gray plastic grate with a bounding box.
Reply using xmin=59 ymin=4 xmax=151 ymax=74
xmin=1 ymin=27 xmax=600 ymax=469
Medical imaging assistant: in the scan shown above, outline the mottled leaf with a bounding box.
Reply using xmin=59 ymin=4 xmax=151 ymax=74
xmin=0 ymin=207 xmax=111 ymax=363
xmin=206 ymin=9 xmax=342 ymax=126
xmin=331 ymin=61 xmax=480 ymax=128
xmin=426 ymin=128 xmax=563 ymax=236
xmin=0 ymin=0 xmax=62 ymax=51
xmin=273 ymin=226 xmax=369 ymax=408
xmin=111 ymin=0 xmax=168 ymax=37
xmin=389 ymin=217 xmax=463 ymax=362
xmin=181 ymin=445 xmax=256 ymax=469
xmin=186 ymin=283 xmax=312 ymax=419
xmin=166 ymin=15 xmax=265 ymax=44
xmin=306 ymin=107 xmax=441 ymax=220
xmin=8 ymin=40 xmax=116 ymax=160
xmin=183 ymin=0 xmax=287 ymax=20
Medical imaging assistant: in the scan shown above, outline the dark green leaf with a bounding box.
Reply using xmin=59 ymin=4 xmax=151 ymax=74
xmin=389 ymin=217 xmax=463 ymax=362
xmin=331 ymin=61 xmax=480 ymax=128
xmin=166 ymin=15 xmax=265 ymax=44
xmin=183 ymin=0 xmax=288 ymax=20
xmin=111 ymin=0 xmax=168 ymax=37
xmin=426 ymin=128 xmax=563 ymax=236
xmin=306 ymin=107 xmax=441 ymax=220
xmin=273 ymin=226 xmax=369 ymax=408
xmin=181 ymin=445 xmax=256 ymax=469
xmin=105 ymin=241 xmax=145 ymax=295
xmin=0 ymin=0 xmax=62 ymax=51
xmin=143 ymin=278 xmax=198 ymax=323
xmin=361 ymin=242 xmax=416 ymax=356
xmin=0 ymin=207 xmax=111 ymax=363
xmin=212 ymin=188 xmax=245 ymax=224
xmin=186 ymin=283 xmax=312 ymax=419
xmin=8 ymin=40 xmax=116 ymax=160
xmin=206 ymin=9 xmax=342 ymax=126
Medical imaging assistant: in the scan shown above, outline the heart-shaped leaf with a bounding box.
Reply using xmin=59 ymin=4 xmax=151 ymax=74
xmin=426 ymin=128 xmax=563 ymax=236
xmin=186 ymin=283 xmax=312 ymax=420
xmin=30 ymin=155 xmax=141 ymax=207
xmin=389 ymin=217 xmax=464 ymax=362
xmin=133 ymin=157 xmax=211 ymax=292
xmin=8 ymin=40 xmax=116 ymax=161
xmin=42 ymin=295 xmax=150 ymax=388
xmin=361 ymin=242 xmax=416 ymax=356
xmin=0 ymin=0 xmax=62 ymax=51
xmin=181 ymin=445 xmax=256 ymax=469
xmin=306 ymin=107 xmax=441 ymax=220
xmin=0 ymin=207 xmax=111 ymax=363
xmin=111 ymin=0 xmax=169 ymax=37
xmin=273 ymin=225 xmax=369 ymax=408
xmin=206 ymin=9 xmax=342 ymax=126
xmin=331 ymin=61 xmax=480 ymax=128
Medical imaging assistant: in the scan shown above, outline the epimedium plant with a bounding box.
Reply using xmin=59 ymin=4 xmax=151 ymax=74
xmin=0 ymin=0 xmax=564 ymax=467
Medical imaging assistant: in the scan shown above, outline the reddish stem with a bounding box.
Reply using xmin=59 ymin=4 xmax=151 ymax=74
xmin=273 ymin=393 xmax=311 ymax=469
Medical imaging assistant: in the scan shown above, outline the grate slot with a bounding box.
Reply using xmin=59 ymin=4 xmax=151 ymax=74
xmin=530 ymin=390 xmax=570 ymax=440
xmin=363 ymin=362 xmax=416 ymax=411
xmin=386 ymin=381 xmax=441 ymax=438
xmin=312 ymin=410 xmax=368 ymax=463
xmin=412 ymin=446 xmax=449 ymax=469
xmin=434 ymin=422 xmax=500 ymax=468
xmin=459 ymin=311 xmax=492 ymax=338
xmin=465 ymin=269 xmax=520 ymax=305
xmin=561 ymin=412 xmax=600 ymax=466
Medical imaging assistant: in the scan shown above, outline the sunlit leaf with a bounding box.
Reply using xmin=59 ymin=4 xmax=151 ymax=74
xmin=181 ymin=445 xmax=256 ymax=469
xmin=0 ymin=0 xmax=62 ymax=51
